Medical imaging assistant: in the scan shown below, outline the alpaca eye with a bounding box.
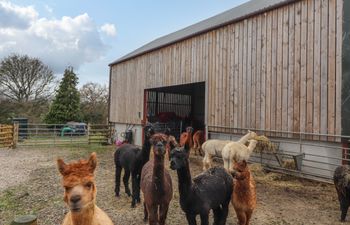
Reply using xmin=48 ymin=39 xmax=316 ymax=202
xmin=85 ymin=182 xmax=93 ymax=189
xmin=64 ymin=186 xmax=72 ymax=192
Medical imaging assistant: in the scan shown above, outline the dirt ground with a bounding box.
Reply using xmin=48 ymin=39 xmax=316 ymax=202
xmin=0 ymin=145 xmax=345 ymax=225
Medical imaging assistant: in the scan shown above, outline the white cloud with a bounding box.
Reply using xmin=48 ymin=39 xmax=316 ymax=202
xmin=0 ymin=1 xmax=37 ymax=29
xmin=44 ymin=5 xmax=53 ymax=13
xmin=100 ymin=23 xmax=116 ymax=37
xmin=0 ymin=1 xmax=109 ymax=74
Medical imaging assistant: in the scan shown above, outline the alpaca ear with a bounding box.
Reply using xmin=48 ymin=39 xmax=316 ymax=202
xmin=88 ymin=152 xmax=97 ymax=173
xmin=57 ymin=158 xmax=66 ymax=175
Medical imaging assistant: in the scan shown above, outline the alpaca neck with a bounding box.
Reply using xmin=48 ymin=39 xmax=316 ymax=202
xmin=153 ymin=154 xmax=165 ymax=193
xmin=177 ymin=161 xmax=192 ymax=202
xmin=70 ymin=204 xmax=95 ymax=225
xmin=238 ymin=133 xmax=250 ymax=144
xmin=140 ymin=138 xmax=152 ymax=163
xmin=247 ymin=142 xmax=257 ymax=154
xmin=187 ymin=132 xmax=193 ymax=147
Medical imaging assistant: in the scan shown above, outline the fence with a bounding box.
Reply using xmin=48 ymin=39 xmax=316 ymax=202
xmin=0 ymin=123 xmax=113 ymax=148
xmin=0 ymin=124 xmax=18 ymax=148
xmin=208 ymin=126 xmax=349 ymax=183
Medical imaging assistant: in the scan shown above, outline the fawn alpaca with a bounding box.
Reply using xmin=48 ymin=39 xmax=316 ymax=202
xmin=192 ymin=130 xmax=205 ymax=156
xmin=179 ymin=127 xmax=194 ymax=148
xmin=141 ymin=133 xmax=173 ymax=225
xmin=222 ymin=139 xmax=257 ymax=172
xmin=202 ymin=130 xmax=257 ymax=171
xmin=57 ymin=152 xmax=114 ymax=225
xmin=231 ymin=160 xmax=256 ymax=225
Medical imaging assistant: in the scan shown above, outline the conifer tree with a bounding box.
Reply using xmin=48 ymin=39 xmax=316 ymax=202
xmin=44 ymin=67 xmax=81 ymax=124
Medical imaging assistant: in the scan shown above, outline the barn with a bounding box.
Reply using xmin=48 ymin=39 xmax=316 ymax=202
xmin=109 ymin=0 xmax=349 ymax=181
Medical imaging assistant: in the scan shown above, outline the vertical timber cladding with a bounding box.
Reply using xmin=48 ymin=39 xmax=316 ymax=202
xmin=109 ymin=0 xmax=343 ymax=140
xmin=342 ymin=0 xmax=350 ymax=136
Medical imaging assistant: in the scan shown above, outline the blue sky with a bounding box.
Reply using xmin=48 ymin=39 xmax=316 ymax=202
xmin=1 ymin=0 xmax=248 ymax=86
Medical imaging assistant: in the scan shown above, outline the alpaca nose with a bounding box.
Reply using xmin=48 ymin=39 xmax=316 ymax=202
xmin=156 ymin=142 xmax=163 ymax=148
xmin=70 ymin=195 xmax=81 ymax=204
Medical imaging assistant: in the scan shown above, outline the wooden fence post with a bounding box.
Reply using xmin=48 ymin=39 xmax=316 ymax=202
xmin=12 ymin=123 xmax=19 ymax=149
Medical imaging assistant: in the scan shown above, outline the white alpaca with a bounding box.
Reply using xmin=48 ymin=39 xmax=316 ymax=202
xmin=222 ymin=139 xmax=257 ymax=171
xmin=202 ymin=131 xmax=257 ymax=171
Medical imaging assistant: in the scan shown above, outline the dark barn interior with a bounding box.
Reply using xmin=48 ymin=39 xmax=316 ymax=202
xmin=144 ymin=82 xmax=205 ymax=140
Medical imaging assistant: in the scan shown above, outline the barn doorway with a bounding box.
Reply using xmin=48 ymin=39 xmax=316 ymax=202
xmin=144 ymin=82 xmax=205 ymax=140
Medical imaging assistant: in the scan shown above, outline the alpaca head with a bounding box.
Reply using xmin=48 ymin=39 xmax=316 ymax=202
xmin=169 ymin=144 xmax=189 ymax=170
xmin=151 ymin=133 xmax=168 ymax=157
xmin=231 ymin=160 xmax=250 ymax=179
xmin=247 ymin=130 xmax=258 ymax=139
xmin=248 ymin=139 xmax=258 ymax=149
xmin=186 ymin=127 xmax=194 ymax=134
xmin=144 ymin=124 xmax=155 ymax=139
xmin=57 ymin=152 xmax=97 ymax=213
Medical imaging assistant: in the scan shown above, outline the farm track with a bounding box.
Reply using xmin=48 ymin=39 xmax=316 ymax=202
xmin=0 ymin=145 xmax=344 ymax=225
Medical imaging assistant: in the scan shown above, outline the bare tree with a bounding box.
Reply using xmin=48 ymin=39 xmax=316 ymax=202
xmin=0 ymin=54 xmax=55 ymax=102
xmin=80 ymin=82 xmax=108 ymax=124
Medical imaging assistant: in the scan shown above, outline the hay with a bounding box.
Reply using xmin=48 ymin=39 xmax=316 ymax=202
xmin=253 ymin=135 xmax=277 ymax=153
xmin=282 ymin=159 xmax=296 ymax=170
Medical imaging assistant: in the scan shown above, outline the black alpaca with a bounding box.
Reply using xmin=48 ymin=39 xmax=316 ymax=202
xmin=114 ymin=125 xmax=154 ymax=207
xmin=334 ymin=165 xmax=350 ymax=222
xmin=170 ymin=144 xmax=233 ymax=225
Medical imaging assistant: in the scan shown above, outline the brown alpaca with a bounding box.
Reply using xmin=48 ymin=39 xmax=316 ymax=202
xmin=57 ymin=152 xmax=114 ymax=225
xmin=179 ymin=127 xmax=194 ymax=149
xmin=141 ymin=133 xmax=173 ymax=225
xmin=231 ymin=160 xmax=256 ymax=225
xmin=192 ymin=130 xmax=204 ymax=156
xmin=166 ymin=135 xmax=178 ymax=160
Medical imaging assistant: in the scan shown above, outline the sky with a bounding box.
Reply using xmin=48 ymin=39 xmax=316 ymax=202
xmin=0 ymin=0 xmax=248 ymax=87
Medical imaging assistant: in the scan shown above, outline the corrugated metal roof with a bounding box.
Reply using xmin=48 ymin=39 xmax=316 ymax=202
xmin=109 ymin=0 xmax=295 ymax=66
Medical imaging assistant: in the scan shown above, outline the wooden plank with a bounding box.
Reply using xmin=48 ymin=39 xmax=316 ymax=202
xmin=251 ymin=16 xmax=257 ymax=130
xmin=215 ymin=30 xmax=221 ymax=127
xmin=276 ymin=8 xmax=283 ymax=134
xmin=282 ymin=6 xmax=289 ymax=137
xmin=313 ymin=0 xmax=321 ymax=140
xmin=243 ymin=19 xmax=248 ymax=130
xmin=288 ymin=4 xmax=295 ymax=137
xmin=247 ymin=18 xmax=252 ymax=129
xmin=256 ymin=15 xmax=262 ymax=130
xmin=266 ymin=12 xmax=272 ymax=135
xmin=209 ymin=31 xmax=215 ymax=126
xmin=320 ymin=0 xmax=329 ymax=141
xmin=234 ymin=23 xmax=240 ymax=130
xmin=300 ymin=0 xmax=308 ymax=137
xmin=335 ymin=0 xmax=343 ymax=139
xmin=260 ymin=14 xmax=267 ymax=131
xmin=306 ymin=0 xmax=314 ymax=138
xmin=327 ymin=0 xmax=336 ymax=141
xmin=271 ymin=10 xmax=278 ymax=135
xmin=229 ymin=25 xmax=235 ymax=127
xmin=294 ymin=2 xmax=301 ymax=136
xmin=238 ymin=22 xmax=244 ymax=130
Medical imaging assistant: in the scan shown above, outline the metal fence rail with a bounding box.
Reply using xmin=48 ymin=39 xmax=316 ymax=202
xmin=208 ymin=126 xmax=349 ymax=183
xmin=11 ymin=123 xmax=113 ymax=147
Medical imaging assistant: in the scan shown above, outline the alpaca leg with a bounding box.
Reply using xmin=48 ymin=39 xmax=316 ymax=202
xmin=123 ymin=169 xmax=131 ymax=197
xmin=131 ymin=172 xmax=140 ymax=207
xmin=213 ymin=207 xmax=222 ymax=225
xmin=159 ymin=204 xmax=169 ymax=225
xmin=115 ymin=166 xmax=122 ymax=197
xmin=148 ymin=205 xmax=158 ymax=225
xmin=143 ymin=202 xmax=148 ymax=222
xmin=220 ymin=203 xmax=229 ymax=225
xmin=235 ymin=210 xmax=247 ymax=225
xmin=245 ymin=210 xmax=253 ymax=225
xmin=202 ymin=154 xmax=209 ymax=171
xmin=340 ymin=199 xmax=349 ymax=222
xmin=199 ymin=212 xmax=209 ymax=225
xmin=193 ymin=141 xmax=198 ymax=155
xmin=223 ymin=157 xmax=230 ymax=171
xmin=185 ymin=213 xmax=197 ymax=225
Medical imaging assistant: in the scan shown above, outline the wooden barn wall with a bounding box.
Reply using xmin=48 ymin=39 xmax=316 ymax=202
xmin=110 ymin=0 xmax=343 ymax=140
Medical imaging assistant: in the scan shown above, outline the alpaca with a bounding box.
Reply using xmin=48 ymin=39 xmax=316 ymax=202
xmin=166 ymin=134 xmax=178 ymax=160
xmin=170 ymin=144 xmax=233 ymax=225
xmin=222 ymin=139 xmax=257 ymax=172
xmin=179 ymin=126 xmax=194 ymax=148
xmin=141 ymin=133 xmax=173 ymax=225
xmin=231 ymin=160 xmax=256 ymax=225
xmin=114 ymin=125 xmax=154 ymax=207
xmin=57 ymin=152 xmax=114 ymax=225
xmin=202 ymin=130 xmax=257 ymax=171
xmin=192 ymin=130 xmax=205 ymax=156
xmin=334 ymin=165 xmax=350 ymax=222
